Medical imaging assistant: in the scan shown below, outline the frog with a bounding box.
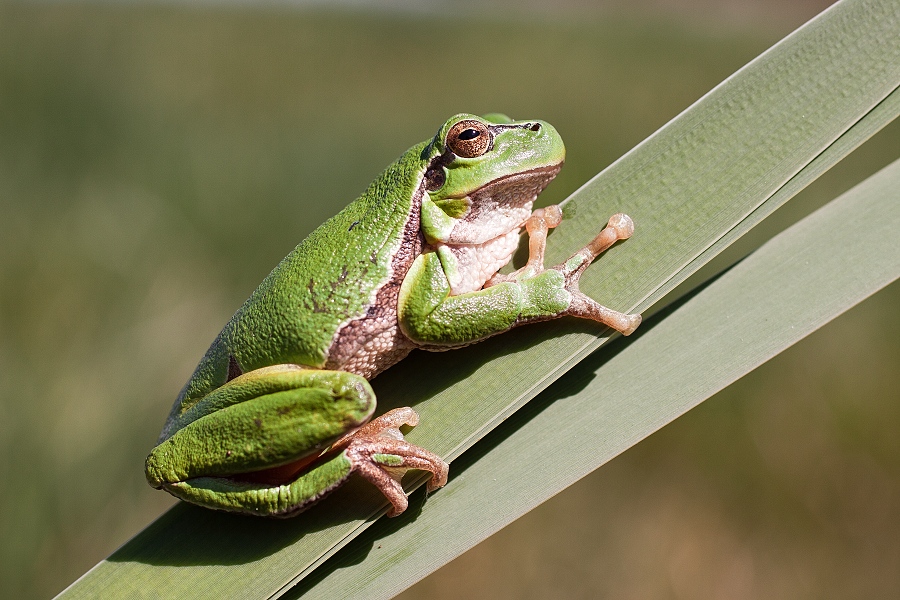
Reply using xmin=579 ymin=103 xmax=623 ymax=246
xmin=145 ymin=113 xmax=641 ymax=518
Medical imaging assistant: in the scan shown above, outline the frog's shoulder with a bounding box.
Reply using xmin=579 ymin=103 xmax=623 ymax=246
xmin=322 ymin=145 xmax=431 ymax=377
xmin=244 ymin=140 xmax=430 ymax=367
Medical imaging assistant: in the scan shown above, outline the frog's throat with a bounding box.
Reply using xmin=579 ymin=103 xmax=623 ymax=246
xmin=433 ymin=162 xmax=563 ymax=296
xmin=440 ymin=162 xmax=563 ymax=249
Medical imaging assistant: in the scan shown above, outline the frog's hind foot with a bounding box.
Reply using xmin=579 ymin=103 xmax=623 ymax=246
xmin=342 ymin=407 xmax=449 ymax=517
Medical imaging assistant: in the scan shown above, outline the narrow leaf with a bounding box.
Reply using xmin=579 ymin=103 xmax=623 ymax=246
xmin=292 ymin=156 xmax=900 ymax=600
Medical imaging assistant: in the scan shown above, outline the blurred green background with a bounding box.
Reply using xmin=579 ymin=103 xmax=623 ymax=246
xmin=1 ymin=1 xmax=897 ymax=598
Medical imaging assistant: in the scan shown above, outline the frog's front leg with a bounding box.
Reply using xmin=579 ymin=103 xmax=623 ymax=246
xmin=486 ymin=205 xmax=564 ymax=284
xmin=145 ymin=366 xmax=447 ymax=517
xmin=398 ymin=209 xmax=640 ymax=347
xmin=547 ymin=210 xmax=641 ymax=335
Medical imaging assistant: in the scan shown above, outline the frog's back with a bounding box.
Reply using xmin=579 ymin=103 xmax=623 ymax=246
xmin=168 ymin=142 xmax=428 ymax=423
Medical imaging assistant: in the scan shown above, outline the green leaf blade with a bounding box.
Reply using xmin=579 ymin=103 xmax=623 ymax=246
xmin=295 ymin=155 xmax=900 ymax=600
xmin=568 ymin=0 xmax=900 ymax=312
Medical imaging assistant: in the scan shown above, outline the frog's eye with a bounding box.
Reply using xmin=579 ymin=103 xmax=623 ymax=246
xmin=446 ymin=120 xmax=492 ymax=158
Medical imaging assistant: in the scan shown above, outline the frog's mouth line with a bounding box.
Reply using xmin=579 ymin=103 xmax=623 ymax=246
xmin=449 ymin=162 xmax=563 ymax=201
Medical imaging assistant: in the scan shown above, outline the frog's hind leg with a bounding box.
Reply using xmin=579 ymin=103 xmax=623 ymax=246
xmin=147 ymin=369 xmax=446 ymax=517
xmin=338 ymin=407 xmax=449 ymax=517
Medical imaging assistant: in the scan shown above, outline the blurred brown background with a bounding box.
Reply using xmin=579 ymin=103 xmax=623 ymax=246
xmin=1 ymin=1 xmax=897 ymax=598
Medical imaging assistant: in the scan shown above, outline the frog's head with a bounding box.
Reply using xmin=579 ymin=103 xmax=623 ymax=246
xmin=420 ymin=113 xmax=565 ymax=245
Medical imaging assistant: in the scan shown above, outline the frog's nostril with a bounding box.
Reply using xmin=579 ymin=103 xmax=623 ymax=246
xmin=529 ymin=123 xmax=541 ymax=132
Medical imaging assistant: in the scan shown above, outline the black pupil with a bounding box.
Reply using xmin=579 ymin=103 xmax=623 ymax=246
xmin=458 ymin=128 xmax=480 ymax=140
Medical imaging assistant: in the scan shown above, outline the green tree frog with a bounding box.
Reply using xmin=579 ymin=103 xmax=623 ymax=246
xmin=145 ymin=113 xmax=641 ymax=518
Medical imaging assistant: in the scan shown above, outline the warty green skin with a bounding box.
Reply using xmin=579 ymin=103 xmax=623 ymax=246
xmin=147 ymin=113 xmax=577 ymax=517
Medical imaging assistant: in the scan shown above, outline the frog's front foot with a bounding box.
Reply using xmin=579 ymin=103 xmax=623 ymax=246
xmin=554 ymin=212 xmax=641 ymax=335
xmin=338 ymin=407 xmax=449 ymax=517
xmin=507 ymin=209 xmax=641 ymax=336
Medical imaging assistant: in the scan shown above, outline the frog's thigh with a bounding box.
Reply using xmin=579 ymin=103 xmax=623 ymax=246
xmin=169 ymin=407 xmax=450 ymax=518
xmin=145 ymin=368 xmax=375 ymax=487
